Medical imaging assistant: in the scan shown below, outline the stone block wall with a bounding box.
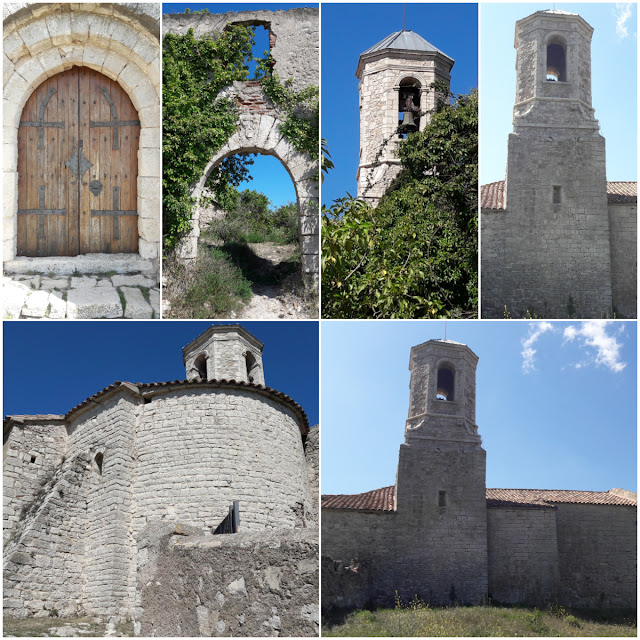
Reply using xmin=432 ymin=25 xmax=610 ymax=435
xmin=163 ymin=8 xmax=318 ymax=93
xmin=321 ymin=510 xmax=398 ymax=605
xmin=133 ymin=388 xmax=313 ymax=535
xmin=487 ymin=506 xmax=560 ymax=605
xmin=395 ymin=445 xmax=488 ymax=606
xmin=67 ymin=392 xmax=141 ymax=617
xmin=608 ymin=203 xmax=637 ymax=318
xmin=3 ymin=453 xmax=89 ymax=618
xmin=136 ymin=525 xmax=319 ymax=637
xmin=321 ymin=556 xmax=373 ymax=613
xmin=3 ymin=419 xmax=67 ymax=543
xmin=555 ymin=504 xmax=636 ymax=608
xmin=304 ymin=426 xmax=319 ymax=521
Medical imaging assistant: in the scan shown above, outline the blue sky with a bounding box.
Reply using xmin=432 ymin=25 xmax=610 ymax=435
xmin=321 ymin=320 xmax=636 ymax=496
xmin=481 ymin=3 xmax=637 ymax=184
xmin=321 ymin=3 xmax=478 ymax=207
xmin=163 ymin=3 xmax=316 ymax=208
xmin=3 ymin=321 xmax=319 ymax=426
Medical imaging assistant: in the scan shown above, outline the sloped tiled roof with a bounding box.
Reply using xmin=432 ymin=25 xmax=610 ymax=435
xmin=321 ymin=486 xmax=636 ymax=512
xmin=487 ymin=488 xmax=636 ymax=507
xmin=4 ymin=379 xmax=309 ymax=433
xmin=481 ymin=180 xmax=637 ymax=210
xmin=362 ymin=30 xmax=444 ymax=56
xmin=322 ymin=486 xmax=396 ymax=512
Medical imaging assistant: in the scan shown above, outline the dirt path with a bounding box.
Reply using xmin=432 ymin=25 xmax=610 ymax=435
xmin=233 ymin=243 xmax=312 ymax=319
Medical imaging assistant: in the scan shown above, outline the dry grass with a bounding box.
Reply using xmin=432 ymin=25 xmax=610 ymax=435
xmin=323 ymin=601 xmax=637 ymax=637
xmin=3 ymin=615 xmax=133 ymax=637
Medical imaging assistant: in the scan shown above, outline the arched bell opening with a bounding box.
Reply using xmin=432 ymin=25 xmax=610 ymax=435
xmin=398 ymin=77 xmax=422 ymax=139
xmin=436 ymin=366 xmax=455 ymax=401
xmin=245 ymin=351 xmax=262 ymax=383
xmin=194 ymin=353 xmax=208 ymax=380
xmin=546 ymin=38 xmax=567 ymax=82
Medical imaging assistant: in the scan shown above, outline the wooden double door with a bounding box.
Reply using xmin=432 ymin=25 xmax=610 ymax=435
xmin=17 ymin=67 xmax=140 ymax=256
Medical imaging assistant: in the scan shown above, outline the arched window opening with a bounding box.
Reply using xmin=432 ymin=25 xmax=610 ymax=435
xmin=436 ymin=367 xmax=455 ymax=401
xmin=245 ymin=351 xmax=260 ymax=383
xmin=194 ymin=354 xmax=207 ymax=380
xmin=398 ymin=78 xmax=421 ymax=139
xmin=95 ymin=452 xmax=104 ymax=475
xmin=546 ymin=41 xmax=566 ymax=82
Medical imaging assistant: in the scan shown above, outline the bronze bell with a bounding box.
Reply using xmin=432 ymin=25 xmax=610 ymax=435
xmin=401 ymin=111 xmax=418 ymax=133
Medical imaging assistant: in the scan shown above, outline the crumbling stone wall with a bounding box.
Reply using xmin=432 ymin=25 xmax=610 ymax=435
xmin=3 ymin=453 xmax=89 ymax=618
xmin=555 ymin=504 xmax=637 ymax=608
xmin=136 ymin=524 xmax=319 ymax=637
xmin=164 ymin=9 xmax=319 ymax=286
xmin=3 ymin=419 xmax=67 ymax=543
xmin=3 ymin=3 xmax=161 ymax=267
xmin=320 ymin=556 xmax=373 ymax=613
xmin=608 ymin=203 xmax=637 ymax=318
xmin=487 ymin=506 xmax=560 ymax=605
xmin=162 ymin=8 xmax=318 ymax=92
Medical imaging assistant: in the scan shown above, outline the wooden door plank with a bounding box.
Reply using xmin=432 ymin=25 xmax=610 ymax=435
xmin=67 ymin=67 xmax=80 ymax=256
xmin=78 ymin=66 xmax=92 ymax=255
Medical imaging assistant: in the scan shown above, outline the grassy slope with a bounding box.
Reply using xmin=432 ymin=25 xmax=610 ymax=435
xmin=323 ymin=604 xmax=637 ymax=637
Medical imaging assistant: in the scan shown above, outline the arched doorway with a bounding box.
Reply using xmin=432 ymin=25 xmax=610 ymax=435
xmin=17 ymin=67 xmax=140 ymax=257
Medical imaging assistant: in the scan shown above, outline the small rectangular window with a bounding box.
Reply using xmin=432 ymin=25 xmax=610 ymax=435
xmin=438 ymin=490 xmax=447 ymax=507
xmin=553 ymin=186 xmax=562 ymax=204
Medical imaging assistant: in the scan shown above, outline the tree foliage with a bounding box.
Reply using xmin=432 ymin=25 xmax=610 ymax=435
xmin=162 ymin=26 xmax=254 ymax=249
xmin=321 ymin=90 xmax=478 ymax=319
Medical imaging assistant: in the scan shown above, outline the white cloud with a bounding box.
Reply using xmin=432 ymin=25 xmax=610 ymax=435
xmin=563 ymin=321 xmax=627 ymax=373
xmin=521 ymin=322 xmax=554 ymax=373
xmin=615 ymin=3 xmax=633 ymax=39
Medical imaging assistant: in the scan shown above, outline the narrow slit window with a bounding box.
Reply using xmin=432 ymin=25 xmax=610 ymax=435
xmin=553 ymin=186 xmax=562 ymax=204
xmin=439 ymin=491 xmax=447 ymax=507
xmin=95 ymin=453 xmax=104 ymax=475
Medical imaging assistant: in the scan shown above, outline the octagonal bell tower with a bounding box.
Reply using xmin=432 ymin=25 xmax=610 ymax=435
xmin=182 ymin=324 xmax=265 ymax=385
xmin=502 ymin=10 xmax=612 ymax=317
xmin=356 ymin=30 xmax=454 ymax=205
xmin=395 ymin=339 xmax=488 ymax=605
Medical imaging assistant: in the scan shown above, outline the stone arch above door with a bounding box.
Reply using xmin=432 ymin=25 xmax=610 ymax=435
xmin=185 ymin=110 xmax=319 ymax=282
xmin=3 ymin=3 xmax=161 ymax=264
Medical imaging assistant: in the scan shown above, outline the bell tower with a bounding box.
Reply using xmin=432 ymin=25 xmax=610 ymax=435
xmin=502 ymin=10 xmax=612 ymax=317
xmin=355 ymin=30 xmax=454 ymax=205
xmin=182 ymin=324 xmax=265 ymax=385
xmin=395 ymin=339 xmax=488 ymax=605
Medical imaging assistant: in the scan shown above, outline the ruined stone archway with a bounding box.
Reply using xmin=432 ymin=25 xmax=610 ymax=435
xmin=182 ymin=83 xmax=319 ymax=284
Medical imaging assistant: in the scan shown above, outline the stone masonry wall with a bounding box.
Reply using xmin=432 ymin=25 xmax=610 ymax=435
xmin=321 ymin=510 xmax=398 ymax=605
xmin=3 ymin=453 xmax=89 ymax=618
xmin=608 ymin=203 xmax=637 ymax=318
xmin=3 ymin=420 xmax=67 ymax=543
xmin=304 ymin=426 xmax=319 ymax=521
xmin=162 ymin=8 xmax=318 ymax=93
xmin=133 ymin=388 xmax=312 ymax=535
xmin=67 ymin=392 xmax=142 ymax=617
xmin=487 ymin=506 xmax=560 ymax=605
xmin=555 ymin=503 xmax=636 ymax=608
xmin=136 ymin=524 xmax=319 ymax=637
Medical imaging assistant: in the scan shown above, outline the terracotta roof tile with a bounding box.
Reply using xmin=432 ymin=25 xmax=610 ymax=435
xmin=487 ymin=488 xmax=636 ymax=507
xmin=4 ymin=380 xmax=309 ymax=434
xmin=322 ymin=486 xmax=396 ymax=512
xmin=481 ymin=180 xmax=637 ymax=210
xmin=321 ymin=486 xmax=636 ymax=511
xmin=481 ymin=181 xmax=505 ymax=210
